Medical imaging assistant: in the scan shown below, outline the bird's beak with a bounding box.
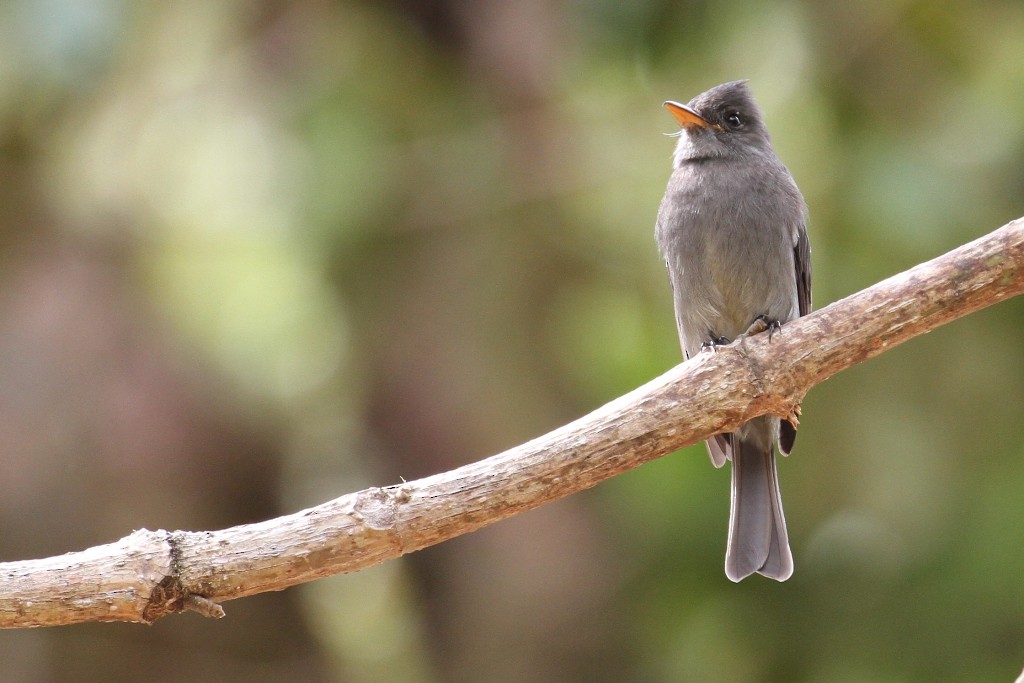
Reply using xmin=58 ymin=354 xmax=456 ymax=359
xmin=664 ymin=101 xmax=720 ymax=131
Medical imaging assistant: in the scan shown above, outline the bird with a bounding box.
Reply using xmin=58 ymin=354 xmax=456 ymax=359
xmin=655 ymin=81 xmax=811 ymax=582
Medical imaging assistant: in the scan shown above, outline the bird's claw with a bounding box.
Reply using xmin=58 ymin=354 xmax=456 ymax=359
xmin=787 ymin=403 xmax=802 ymax=428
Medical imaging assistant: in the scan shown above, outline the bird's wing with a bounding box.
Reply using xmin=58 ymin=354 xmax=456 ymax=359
xmin=794 ymin=222 xmax=812 ymax=317
xmin=780 ymin=221 xmax=812 ymax=456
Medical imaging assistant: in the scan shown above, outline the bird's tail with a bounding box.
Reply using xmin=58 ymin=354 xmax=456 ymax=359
xmin=725 ymin=420 xmax=793 ymax=582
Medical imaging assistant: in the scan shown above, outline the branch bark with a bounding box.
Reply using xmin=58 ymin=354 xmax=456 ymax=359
xmin=2 ymin=217 xmax=1022 ymax=628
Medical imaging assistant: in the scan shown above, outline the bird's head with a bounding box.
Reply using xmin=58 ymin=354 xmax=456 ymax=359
xmin=664 ymin=80 xmax=773 ymax=163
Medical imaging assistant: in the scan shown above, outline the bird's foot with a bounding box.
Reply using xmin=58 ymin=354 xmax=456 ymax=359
xmin=743 ymin=314 xmax=783 ymax=342
xmin=700 ymin=335 xmax=731 ymax=353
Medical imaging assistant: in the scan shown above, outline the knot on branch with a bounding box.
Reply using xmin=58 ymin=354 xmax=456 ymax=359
xmin=140 ymin=530 xmax=224 ymax=623
xmin=352 ymin=486 xmax=412 ymax=554
xmin=353 ymin=487 xmax=401 ymax=530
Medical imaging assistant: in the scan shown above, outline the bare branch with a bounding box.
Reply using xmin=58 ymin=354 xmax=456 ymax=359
xmin=2 ymin=217 xmax=1022 ymax=628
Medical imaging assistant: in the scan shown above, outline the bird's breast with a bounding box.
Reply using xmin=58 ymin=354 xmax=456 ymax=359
xmin=658 ymin=161 xmax=800 ymax=342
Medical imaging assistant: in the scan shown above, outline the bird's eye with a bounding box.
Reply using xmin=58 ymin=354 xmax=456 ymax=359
xmin=725 ymin=112 xmax=743 ymax=128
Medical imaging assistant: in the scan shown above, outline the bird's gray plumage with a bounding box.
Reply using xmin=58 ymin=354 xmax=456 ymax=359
xmin=655 ymin=81 xmax=811 ymax=582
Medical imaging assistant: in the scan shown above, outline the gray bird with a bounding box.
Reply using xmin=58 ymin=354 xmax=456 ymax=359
xmin=655 ymin=81 xmax=811 ymax=582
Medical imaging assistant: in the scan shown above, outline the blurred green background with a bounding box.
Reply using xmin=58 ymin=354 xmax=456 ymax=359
xmin=1 ymin=1 xmax=1022 ymax=681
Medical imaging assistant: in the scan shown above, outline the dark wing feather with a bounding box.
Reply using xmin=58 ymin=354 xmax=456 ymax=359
xmin=780 ymin=223 xmax=812 ymax=456
xmin=795 ymin=223 xmax=812 ymax=316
